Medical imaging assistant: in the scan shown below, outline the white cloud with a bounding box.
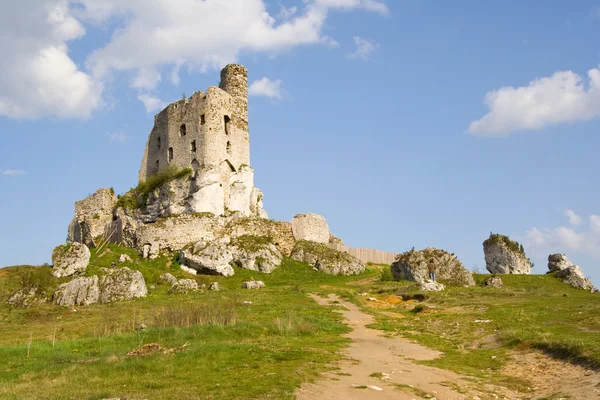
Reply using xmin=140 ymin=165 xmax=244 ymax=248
xmin=137 ymin=93 xmax=167 ymax=113
xmin=565 ymin=209 xmax=582 ymax=226
xmin=277 ymin=5 xmax=298 ymax=20
xmin=0 ymin=169 xmax=26 ymax=176
xmin=347 ymin=36 xmax=378 ymax=60
xmin=524 ymin=212 xmax=600 ymax=260
xmin=249 ymin=77 xmax=284 ymax=99
xmin=469 ymin=67 xmax=600 ymax=136
xmin=105 ymin=131 xmax=129 ymax=143
xmin=0 ymin=1 xmax=103 ymax=119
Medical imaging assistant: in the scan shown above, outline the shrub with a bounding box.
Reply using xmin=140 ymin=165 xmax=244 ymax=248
xmin=379 ymin=268 xmax=395 ymax=282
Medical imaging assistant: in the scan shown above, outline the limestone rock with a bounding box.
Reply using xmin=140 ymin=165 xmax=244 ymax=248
xmin=180 ymin=265 xmax=198 ymax=275
xmin=291 ymin=240 xmax=365 ymax=275
xmin=51 ymin=243 xmax=91 ymax=278
xmin=67 ymin=188 xmax=117 ymax=246
xmin=118 ymin=254 xmax=132 ymax=263
xmin=209 ymin=282 xmax=220 ymax=291
xmin=242 ymin=280 xmax=265 ymax=289
xmin=98 ymin=267 xmax=147 ymax=303
xmin=391 ymin=247 xmax=475 ymax=286
xmin=420 ymin=280 xmax=445 ymax=292
xmin=290 ymin=213 xmax=330 ymax=244
xmin=548 ymin=253 xmax=575 ymax=273
xmin=556 ymin=265 xmax=594 ymax=291
xmin=158 ymin=273 xmax=177 ymax=285
xmin=231 ymin=235 xmax=283 ymax=273
xmin=53 ymin=276 xmax=100 ymax=307
xmin=483 ymin=234 xmax=531 ymax=275
xmin=225 ymin=218 xmax=295 ymax=256
xmin=169 ymin=279 xmax=199 ymax=294
xmin=180 ymin=240 xmax=235 ymax=277
xmin=8 ymin=288 xmax=47 ymax=308
xmin=483 ymin=275 xmax=503 ymax=288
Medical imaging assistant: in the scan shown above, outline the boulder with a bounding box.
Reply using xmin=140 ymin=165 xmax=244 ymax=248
xmin=8 ymin=288 xmax=47 ymax=308
xmin=291 ymin=240 xmax=365 ymax=275
xmin=391 ymin=247 xmax=475 ymax=286
xmin=53 ymin=276 xmax=100 ymax=307
xmin=51 ymin=242 xmax=91 ymax=278
xmin=98 ymin=267 xmax=147 ymax=303
xmin=180 ymin=237 xmax=235 ymax=276
xmin=420 ymin=280 xmax=445 ymax=292
xmin=180 ymin=265 xmax=198 ymax=275
xmin=290 ymin=213 xmax=330 ymax=244
xmin=118 ymin=254 xmax=132 ymax=263
xmin=158 ymin=273 xmax=177 ymax=285
xmin=556 ymin=265 xmax=594 ymax=291
xmin=230 ymin=235 xmax=283 ymax=273
xmin=483 ymin=275 xmax=503 ymax=288
xmin=483 ymin=234 xmax=531 ymax=275
xmin=242 ymin=280 xmax=265 ymax=289
xmin=209 ymin=282 xmax=220 ymax=291
xmin=548 ymin=253 xmax=574 ymax=273
xmin=169 ymin=279 xmax=199 ymax=294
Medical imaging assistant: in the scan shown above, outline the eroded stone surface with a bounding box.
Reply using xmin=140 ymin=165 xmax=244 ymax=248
xmin=53 ymin=276 xmax=100 ymax=307
xmin=231 ymin=236 xmax=283 ymax=273
xmin=483 ymin=275 xmax=503 ymax=288
xmin=51 ymin=243 xmax=91 ymax=278
xmin=483 ymin=237 xmax=531 ymax=275
xmin=169 ymin=279 xmax=199 ymax=294
xmin=291 ymin=240 xmax=365 ymax=275
xmin=98 ymin=267 xmax=147 ymax=303
xmin=180 ymin=239 xmax=235 ymax=277
xmin=67 ymin=188 xmax=117 ymax=247
xmin=158 ymin=273 xmax=177 ymax=285
xmin=391 ymin=247 xmax=475 ymax=286
xmin=290 ymin=213 xmax=330 ymax=244
xmin=548 ymin=253 xmax=575 ymax=273
xmin=242 ymin=280 xmax=265 ymax=289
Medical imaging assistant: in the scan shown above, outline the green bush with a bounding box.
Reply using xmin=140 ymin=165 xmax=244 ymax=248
xmin=115 ymin=167 xmax=192 ymax=210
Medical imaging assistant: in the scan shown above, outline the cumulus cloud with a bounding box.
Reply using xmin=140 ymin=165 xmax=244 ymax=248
xmin=524 ymin=212 xmax=600 ymax=260
xmin=105 ymin=131 xmax=129 ymax=143
xmin=0 ymin=0 xmax=388 ymax=119
xmin=346 ymin=36 xmax=378 ymax=60
xmin=0 ymin=1 xmax=102 ymax=119
xmin=565 ymin=209 xmax=582 ymax=226
xmin=137 ymin=93 xmax=167 ymax=114
xmin=249 ymin=77 xmax=285 ymax=100
xmin=0 ymin=169 xmax=26 ymax=176
xmin=469 ymin=67 xmax=600 ymax=136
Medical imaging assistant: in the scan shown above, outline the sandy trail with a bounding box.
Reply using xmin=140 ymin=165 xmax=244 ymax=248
xmin=296 ymin=294 xmax=518 ymax=400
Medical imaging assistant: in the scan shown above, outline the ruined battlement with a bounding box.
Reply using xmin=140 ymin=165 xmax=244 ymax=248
xmin=139 ymin=64 xmax=250 ymax=183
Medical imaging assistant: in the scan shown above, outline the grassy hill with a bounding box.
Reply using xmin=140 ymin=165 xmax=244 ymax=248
xmin=0 ymin=244 xmax=598 ymax=399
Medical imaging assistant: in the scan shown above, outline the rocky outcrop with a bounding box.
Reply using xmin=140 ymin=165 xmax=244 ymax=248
xmin=290 ymin=213 xmax=330 ymax=244
xmin=169 ymin=279 xmax=199 ymax=294
xmin=225 ymin=218 xmax=295 ymax=256
xmin=230 ymin=235 xmax=283 ymax=273
xmin=180 ymin=239 xmax=235 ymax=277
xmin=242 ymin=280 xmax=265 ymax=289
xmin=209 ymin=282 xmax=220 ymax=291
xmin=51 ymin=243 xmax=91 ymax=278
xmin=53 ymin=276 xmax=100 ymax=307
xmin=67 ymin=188 xmax=117 ymax=246
xmin=483 ymin=275 xmax=503 ymax=288
xmin=391 ymin=247 xmax=475 ymax=286
xmin=548 ymin=254 xmax=594 ymax=290
xmin=8 ymin=288 xmax=48 ymax=308
xmin=98 ymin=268 xmax=147 ymax=303
xmin=158 ymin=273 xmax=177 ymax=285
xmin=291 ymin=240 xmax=365 ymax=275
xmin=420 ymin=280 xmax=445 ymax=292
xmin=483 ymin=234 xmax=531 ymax=275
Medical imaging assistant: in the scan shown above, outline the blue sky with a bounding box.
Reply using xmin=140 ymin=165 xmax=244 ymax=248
xmin=1 ymin=0 xmax=600 ymax=284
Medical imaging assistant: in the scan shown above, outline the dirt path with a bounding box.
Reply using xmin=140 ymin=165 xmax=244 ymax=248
xmin=296 ymin=294 xmax=519 ymax=400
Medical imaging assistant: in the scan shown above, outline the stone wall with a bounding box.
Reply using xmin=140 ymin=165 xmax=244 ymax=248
xmin=328 ymin=243 xmax=396 ymax=265
xmin=68 ymin=188 xmax=117 ymax=246
xmin=290 ymin=213 xmax=330 ymax=244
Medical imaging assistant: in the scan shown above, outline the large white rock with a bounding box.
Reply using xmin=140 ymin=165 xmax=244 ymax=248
xmin=391 ymin=247 xmax=475 ymax=286
xmin=169 ymin=279 xmax=199 ymax=294
xmin=98 ymin=267 xmax=148 ymax=303
xmin=250 ymin=187 xmax=268 ymax=219
xmin=557 ymin=266 xmax=594 ymax=291
xmin=190 ymin=183 xmax=225 ymax=215
xmin=51 ymin=243 xmax=91 ymax=278
xmin=290 ymin=240 xmax=365 ymax=275
xmin=483 ymin=235 xmax=531 ymax=274
xmin=53 ymin=276 xmax=100 ymax=307
xmin=231 ymin=236 xmax=283 ymax=273
xmin=420 ymin=280 xmax=445 ymax=292
xmin=548 ymin=253 xmax=574 ymax=273
xmin=180 ymin=240 xmax=235 ymax=276
xmin=227 ymin=166 xmax=254 ymax=215
xmin=290 ymin=213 xmax=330 ymax=244
xmin=67 ymin=188 xmax=117 ymax=246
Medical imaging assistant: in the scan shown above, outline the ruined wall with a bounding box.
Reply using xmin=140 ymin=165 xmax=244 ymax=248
xmin=328 ymin=243 xmax=396 ymax=265
xmin=139 ymin=64 xmax=250 ymax=183
xmin=290 ymin=213 xmax=330 ymax=244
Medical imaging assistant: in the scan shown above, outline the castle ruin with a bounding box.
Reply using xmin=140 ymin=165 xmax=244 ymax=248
xmin=138 ymin=64 xmax=265 ymax=218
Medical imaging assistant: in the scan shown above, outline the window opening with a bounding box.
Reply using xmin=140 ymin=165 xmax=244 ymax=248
xmin=191 ymin=140 xmax=196 ymax=153
xmin=168 ymin=147 xmax=174 ymax=162
xmin=224 ymin=115 xmax=231 ymax=135
xmin=180 ymin=124 xmax=187 ymax=137
xmin=226 ymin=141 xmax=232 ymax=156
xmin=200 ymin=114 xmax=206 ymax=125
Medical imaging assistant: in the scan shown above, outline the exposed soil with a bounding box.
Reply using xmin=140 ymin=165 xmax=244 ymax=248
xmin=296 ymin=294 xmax=519 ymax=400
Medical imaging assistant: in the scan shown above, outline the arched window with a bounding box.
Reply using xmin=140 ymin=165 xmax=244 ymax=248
xmin=168 ymin=147 xmax=174 ymax=162
xmin=226 ymin=141 xmax=232 ymax=156
xmin=190 ymin=140 xmax=196 ymax=153
xmin=224 ymin=115 xmax=231 ymax=135
xmin=180 ymin=124 xmax=187 ymax=137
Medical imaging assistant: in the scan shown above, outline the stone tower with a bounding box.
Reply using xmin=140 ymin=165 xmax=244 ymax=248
xmin=137 ymin=64 xmax=266 ymax=218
